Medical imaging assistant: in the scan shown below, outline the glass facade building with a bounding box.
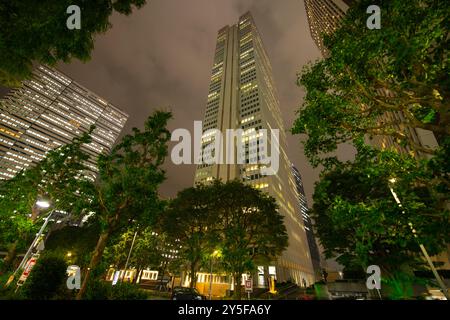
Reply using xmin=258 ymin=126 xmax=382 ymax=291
xmin=292 ymin=165 xmax=321 ymax=277
xmin=194 ymin=12 xmax=315 ymax=286
xmin=304 ymin=0 xmax=349 ymax=57
xmin=0 ymin=65 xmax=128 ymax=180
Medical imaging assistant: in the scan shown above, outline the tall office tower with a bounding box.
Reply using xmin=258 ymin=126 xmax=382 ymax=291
xmin=304 ymin=0 xmax=351 ymax=56
xmin=292 ymin=165 xmax=321 ymax=276
xmin=0 ymin=65 xmax=128 ymax=180
xmin=194 ymin=12 xmax=315 ymax=287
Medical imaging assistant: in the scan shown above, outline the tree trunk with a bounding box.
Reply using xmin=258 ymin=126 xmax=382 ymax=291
xmin=76 ymin=230 xmax=111 ymax=300
xmin=159 ymin=260 xmax=168 ymax=291
xmin=1 ymin=241 xmax=18 ymax=272
xmin=30 ymin=205 xmax=40 ymax=222
xmin=233 ymin=273 xmax=242 ymax=300
xmin=189 ymin=262 xmax=197 ymax=289
xmin=263 ymin=266 xmax=270 ymax=289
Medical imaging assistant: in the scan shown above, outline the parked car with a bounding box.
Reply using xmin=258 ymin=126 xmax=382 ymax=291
xmin=171 ymin=286 xmax=205 ymax=300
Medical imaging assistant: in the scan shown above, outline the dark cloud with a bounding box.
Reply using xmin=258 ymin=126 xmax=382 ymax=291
xmin=56 ymin=0 xmax=332 ymax=205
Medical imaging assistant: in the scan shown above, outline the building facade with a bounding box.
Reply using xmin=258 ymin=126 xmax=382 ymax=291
xmin=194 ymin=12 xmax=315 ymax=287
xmin=0 ymin=65 xmax=128 ymax=180
xmin=292 ymin=165 xmax=321 ymax=277
xmin=304 ymin=0 xmax=351 ymax=57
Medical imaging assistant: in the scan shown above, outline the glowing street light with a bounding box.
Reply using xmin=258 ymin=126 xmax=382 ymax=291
xmin=36 ymin=200 xmax=51 ymax=209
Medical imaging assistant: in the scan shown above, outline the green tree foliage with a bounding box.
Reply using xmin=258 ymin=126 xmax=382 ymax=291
xmin=45 ymin=224 xmax=101 ymax=268
xmin=163 ymin=180 xmax=288 ymax=299
xmin=162 ymin=184 xmax=218 ymax=289
xmin=0 ymin=129 xmax=93 ymax=272
xmin=104 ymin=228 xmax=136 ymax=269
xmin=84 ymin=280 xmax=148 ymax=300
xmin=0 ymin=0 xmax=147 ymax=87
xmin=77 ymin=111 xmax=172 ymax=299
xmin=131 ymin=227 xmax=180 ymax=279
xmin=23 ymin=253 xmax=68 ymax=300
xmin=292 ymin=0 xmax=449 ymax=298
xmin=210 ymin=180 xmax=288 ymax=299
xmin=311 ymin=143 xmax=450 ymax=283
xmin=104 ymin=225 xmax=181 ymax=283
xmin=292 ymin=0 xmax=449 ymax=166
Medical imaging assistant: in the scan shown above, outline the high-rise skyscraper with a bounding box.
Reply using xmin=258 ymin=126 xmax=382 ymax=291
xmin=292 ymin=165 xmax=321 ymax=277
xmin=304 ymin=0 xmax=351 ymax=57
xmin=194 ymin=12 xmax=315 ymax=287
xmin=0 ymin=65 xmax=128 ymax=180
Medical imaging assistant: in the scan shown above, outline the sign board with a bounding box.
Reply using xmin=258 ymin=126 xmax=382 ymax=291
xmin=245 ymin=279 xmax=253 ymax=292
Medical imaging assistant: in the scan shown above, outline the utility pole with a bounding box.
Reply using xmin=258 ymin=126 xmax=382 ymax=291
xmin=122 ymin=229 xmax=138 ymax=282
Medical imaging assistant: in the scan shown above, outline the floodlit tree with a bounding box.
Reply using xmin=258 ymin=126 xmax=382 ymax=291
xmin=161 ymin=184 xmax=218 ymax=289
xmin=76 ymin=111 xmax=172 ymax=299
xmin=311 ymin=142 xmax=450 ymax=297
xmin=292 ymin=1 xmax=449 ymax=297
xmin=0 ymin=0 xmax=147 ymax=86
xmin=104 ymin=226 xmax=178 ymax=283
xmin=0 ymin=129 xmax=93 ymax=273
xmin=292 ymin=0 xmax=449 ymax=167
xmin=210 ymin=180 xmax=288 ymax=299
xmin=163 ymin=180 xmax=288 ymax=299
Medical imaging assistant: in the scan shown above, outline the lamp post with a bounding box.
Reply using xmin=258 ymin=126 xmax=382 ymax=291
xmin=209 ymin=249 xmax=221 ymax=300
xmin=388 ymin=178 xmax=449 ymax=300
xmin=5 ymin=200 xmax=53 ymax=287
xmin=122 ymin=228 xmax=138 ymax=283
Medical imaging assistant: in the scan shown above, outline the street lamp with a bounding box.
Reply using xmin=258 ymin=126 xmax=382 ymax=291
xmin=209 ymin=249 xmax=221 ymax=300
xmin=36 ymin=200 xmax=51 ymax=209
xmin=388 ymin=178 xmax=449 ymax=300
xmin=5 ymin=199 xmax=57 ymax=288
xmin=122 ymin=227 xmax=139 ymax=283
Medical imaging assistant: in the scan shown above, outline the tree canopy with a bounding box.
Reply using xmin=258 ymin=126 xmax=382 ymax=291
xmin=162 ymin=180 xmax=288 ymax=298
xmin=0 ymin=128 xmax=94 ymax=271
xmin=0 ymin=0 xmax=147 ymax=87
xmin=292 ymin=1 xmax=449 ymax=290
xmin=77 ymin=110 xmax=172 ymax=298
xmin=311 ymin=142 xmax=450 ymax=278
xmin=161 ymin=183 xmax=218 ymax=288
xmin=292 ymin=0 xmax=449 ymax=167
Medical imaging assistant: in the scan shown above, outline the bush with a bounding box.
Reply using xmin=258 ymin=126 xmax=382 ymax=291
xmin=84 ymin=279 xmax=112 ymax=300
xmin=23 ymin=253 xmax=68 ymax=300
xmin=85 ymin=280 xmax=148 ymax=300
xmin=0 ymin=273 xmax=27 ymax=300
xmin=110 ymin=282 xmax=148 ymax=300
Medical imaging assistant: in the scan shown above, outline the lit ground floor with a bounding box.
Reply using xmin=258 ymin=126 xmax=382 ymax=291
xmin=104 ymin=262 xmax=315 ymax=298
xmin=182 ymin=263 xmax=315 ymax=298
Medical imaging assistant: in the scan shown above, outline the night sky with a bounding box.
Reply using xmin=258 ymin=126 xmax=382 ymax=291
xmin=3 ymin=0 xmax=355 ymax=205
